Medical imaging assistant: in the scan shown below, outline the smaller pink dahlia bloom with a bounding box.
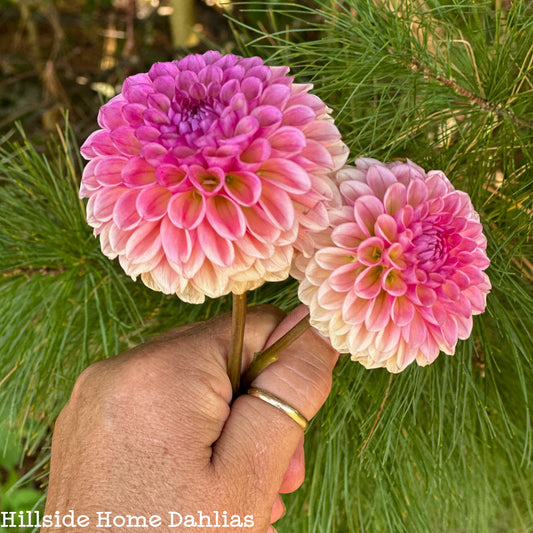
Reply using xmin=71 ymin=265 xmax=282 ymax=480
xmin=297 ymin=158 xmax=491 ymax=373
xmin=80 ymin=51 xmax=348 ymax=303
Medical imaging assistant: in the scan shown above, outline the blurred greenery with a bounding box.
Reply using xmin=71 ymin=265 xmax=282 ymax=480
xmin=0 ymin=422 xmax=43 ymax=532
xmin=0 ymin=0 xmax=532 ymax=532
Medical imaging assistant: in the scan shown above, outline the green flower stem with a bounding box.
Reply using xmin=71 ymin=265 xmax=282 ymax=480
xmin=240 ymin=313 xmax=311 ymax=391
xmin=228 ymin=292 xmax=247 ymax=398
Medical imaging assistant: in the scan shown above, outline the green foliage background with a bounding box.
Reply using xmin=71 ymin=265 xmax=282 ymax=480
xmin=1 ymin=1 xmax=532 ymax=531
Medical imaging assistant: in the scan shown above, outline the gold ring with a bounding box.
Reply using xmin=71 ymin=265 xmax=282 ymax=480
xmin=247 ymin=387 xmax=308 ymax=431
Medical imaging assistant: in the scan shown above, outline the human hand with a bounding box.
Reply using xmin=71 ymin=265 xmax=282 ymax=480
xmin=43 ymin=305 xmax=338 ymax=532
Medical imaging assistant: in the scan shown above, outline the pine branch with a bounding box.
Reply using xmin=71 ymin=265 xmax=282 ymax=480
xmin=408 ymin=58 xmax=533 ymax=129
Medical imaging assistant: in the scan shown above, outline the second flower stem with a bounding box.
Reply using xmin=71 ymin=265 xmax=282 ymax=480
xmin=240 ymin=312 xmax=311 ymax=391
xmin=229 ymin=292 xmax=247 ymax=398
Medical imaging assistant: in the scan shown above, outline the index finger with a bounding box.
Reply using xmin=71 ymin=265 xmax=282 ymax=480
xmin=212 ymin=307 xmax=338 ymax=520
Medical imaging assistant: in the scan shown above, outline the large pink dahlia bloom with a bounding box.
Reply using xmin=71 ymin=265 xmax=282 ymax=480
xmin=297 ymin=158 xmax=491 ymax=373
xmin=80 ymin=51 xmax=348 ymax=303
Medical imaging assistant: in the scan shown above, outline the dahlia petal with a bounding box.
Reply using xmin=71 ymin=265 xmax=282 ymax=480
xmin=402 ymin=310 xmax=427 ymax=348
xmin=93 ymin=186 xmax=128 ymax=222
xmin=110 ymin=126 xmax=142 ymax=156
xmin=366 ymin=165 xmax=398 ymax=199
xmin=136 ymin=185 xmax=171 ymax=221
xmin=461 ymin=264 xmax=485 ymax=285
xmin=418 ymin=329 xmax=440 ymax=363
xmin=431 ymin=300 xmax=448 ymax=326
xmin=258 ymin=159 xmax=310 ymax=194
xmin=144 ymin=107 xmax=171 ymax=125
xmin=235 ymin=232 xmax=273 ymax=259
xmin=390 ymin=160 xmax=426 ymax=184
xmin=331 ymin=222 xmax=367 ymax=250
xmin=160 ymin=216 xmax=192 ymax=264
xmin=247 ymin=65 xmax=270 ymax=82
xmin=294 ymin=198 xmax=329 ymax=231
xmin=441 ymin=279 xmax=461 ymax=301
xmin=191 ymin=262 xmax=230 ymax=299
xmin=385 ymin=242 xmax=408 ymax=270
xmin=97 ymin=223 xmax=114 ymax=258
xmin=268 ymin=126 xmax=307 ymax=155
xmin=348 ymin=323 xmax=375 ymax=352
xmin=282 ymin=105 xmax=316 ymax=127
xmin=463 ymin=285 xmax=487 ymax=313
xmin=342 ymin=289 xmax=371 ymax=325
xmin=456 ymin=293 xmax=473 ymax=318
xmin=328 ymin=263 xmax=363 ymax=292
xmin=365 ymin=291 xmax=392 ymax=332
xmin=152 ymin=75 xmax=176 ymax=99
xmin=95 ymin=156 xmax=127 ymax=186
xmin=317 ymin=282 xmax=347 ymax=310
xmin=156 ymin=164 xmax=189 ymax=191
xmin=122 ymin=82 xmax=152 ymax=106
xmin=304 ymin=260 xmax=333 ymax=286
xmin=303 ymin=120 xmax=341 ymax=143
xmin=374 ymin=320 xmax=402 ymax=353
xmin=240 ymin=76 xmax=262 ymax=101
xmin=141 ymin=258 xmax=179 ymax=295
xmin=167 ymin=190 xmax=205 ymax=230
xmin=220 ymin=79 xmax=240 ymax=103
xmin=189 ymin=165 xmax=224 ymax=196
xmin=176 ymin=70 xmax=199 ymax=92
xmin=451 ymin=270 xmax=471 ymax=291
xmin=289 ymin=91 xmax=325 ymax=112
xmin=125 ymin=221 xmax=162 ymax=264
xmin=251 ymin=105 xmax=283 ymax=129
xmin=122 ymin=157 xmax=156 ymax=187
xmin=340 ymin=179 xmax=373 ymax=203
xmin=108 ymin=223 xmax=134 ymax=254
xmin=382 ymin=268 xmax=407 ymax=297
xmin=224 ymin=171 xmax=261 ymax=206
xmin=416 ymin=285 xmax=437 ymax=307
xmin=141 ymin=142 xmax=168 ymax=165
xmin=374 ymin=214 xmax=398 ymax=243
xmin=79 ymin=160 xmax=101 ymax=197
xmin=315 ymin=247 xmax=355 ymax=270
xmin=113 ymin=188 xmax=142 ymax=230
xmin=354 ymin=266 xmax=384 ymax=299
xmin=98 ymin=96 xmax=127 ymax=129
xmin=197 ymin=221 xmax=235 ymax=267
xmin=259 ymin=183 xmax=294 ymax=230
xmin=441 ymin=316 xmax=459 ymax=350
xmin=383 ymin=182 xmax=407 ymax=216
xmin=455 ymin=312 xmax=473 ymax=339
xmin=406 ymin=178 xmax=428 ymax=207
xmin=241 ymin=205 xmax=281 ymax=243
xmin=239 ymin=138 xmax=271 ymax=165
xmin=229 ymin=116 xmax=259 ymax=142
xmin=81 ymin=130 xmax=117 ymax=158
xmin=198 ymin=64 xmax=224 ymax=86
xmin=181 ymin=238 xmax=205 ymax=279
xmin=354 ymin=196 xmax=384 ymax=235
xmin=299 ymin=139 xmax=335 ymax=170
xmin=122 ymin=103 xmax=146 ymax=126
xmin=261 ymin=83 xmax=291 ymax=108
xmin=394 ymin=341 xmax=418 ymax=371
xmin=391 ymin=296 xmax=415 ymax=326
xmin=357 ymin=237 xmax=385 ymax=266
xmin=206 ymin=195 xmax=246 ymax=240
xmin=135 ymin=125 xmax=160 ymax=143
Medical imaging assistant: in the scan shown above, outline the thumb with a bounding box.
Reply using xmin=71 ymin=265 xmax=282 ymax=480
xmin=212 ymin=306 xmax=338 ymax=523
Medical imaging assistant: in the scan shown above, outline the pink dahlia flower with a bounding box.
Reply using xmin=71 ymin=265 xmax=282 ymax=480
xmin=297 ymin=158 xmax=491 ymax=373
xmin=80 ymin=51 xmax=348 ymax=303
